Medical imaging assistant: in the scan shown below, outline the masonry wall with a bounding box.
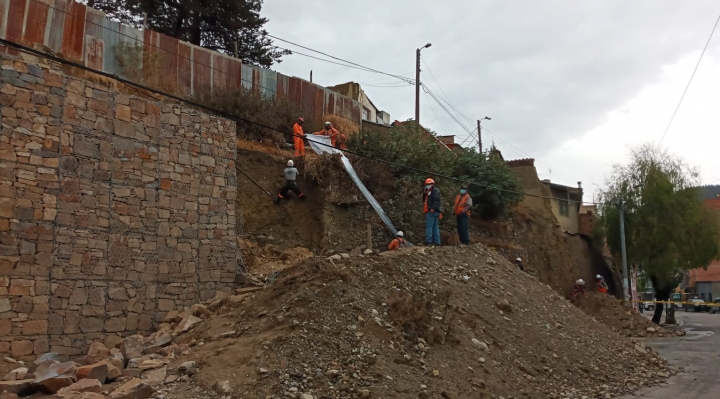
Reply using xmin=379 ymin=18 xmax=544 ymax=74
xmin=0 ymin=48 xmax=238 ymax=360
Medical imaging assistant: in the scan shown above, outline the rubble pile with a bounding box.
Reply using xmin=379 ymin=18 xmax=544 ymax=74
xmin=0 ymin=310 xmax=207 ymax=399
xmin=573 ymin=292 xmax=685 ymax=338
xmin=0 ymin=245 xmax=680 ymax=399
xmin=163 ymin=245 xmax=675 ymax=399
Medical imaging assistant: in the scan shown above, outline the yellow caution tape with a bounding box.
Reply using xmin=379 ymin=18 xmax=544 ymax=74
xmin=619 ymin=299 xmax=715 ymax=306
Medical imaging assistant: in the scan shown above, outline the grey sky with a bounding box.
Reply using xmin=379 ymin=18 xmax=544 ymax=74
xmin=263 ymin=1 xmax=720 ymax=197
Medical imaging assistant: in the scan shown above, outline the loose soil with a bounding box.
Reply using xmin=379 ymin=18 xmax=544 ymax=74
xmin=162 ymin=245 xmax=675 ymax=399
xmin=573 ymin=293 xmax=681 ymax=338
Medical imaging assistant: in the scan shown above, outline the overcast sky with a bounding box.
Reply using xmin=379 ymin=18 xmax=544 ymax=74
xmin=262 ymin=1 xmax=720 ymax=201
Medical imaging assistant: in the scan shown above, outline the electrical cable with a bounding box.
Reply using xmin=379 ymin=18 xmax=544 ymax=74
xmin=267 ymin=34 xmax=416 ymax=85
xmin=0 ymin=37 xmax=600 ymax=206
xmin=658 ymin=12 xmax=720 ymax=145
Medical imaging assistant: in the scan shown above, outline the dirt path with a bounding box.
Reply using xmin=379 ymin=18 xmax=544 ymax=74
xmin=618 ymin=311 xmax=720 ymax=399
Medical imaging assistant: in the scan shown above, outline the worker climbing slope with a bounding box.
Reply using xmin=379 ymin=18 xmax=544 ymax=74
xmin=388 ymin=231 xmax=408 ymax=251
xmin=293 ymin=117 xmax=306 ymax=157
xmin=274 ymin=160 xmax=305 ymax=204
xmin=596 ymin=275 xmax=608 ymax=294
xmin=571 ymin=279 xmax=586 ymax=300
xmin=423 ymin=178 xmax=442 ymax=246
xmin=314 ymin=121 xmax=339 ymax=147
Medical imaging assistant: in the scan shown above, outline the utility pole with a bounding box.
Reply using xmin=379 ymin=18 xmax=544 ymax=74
xmin=618 ymin=200 xmax=630 ymax=301
xmin=415 ymin=43 xmax=432 ymax=127
xmin=477 ymin=116 xmax=491 ymax=153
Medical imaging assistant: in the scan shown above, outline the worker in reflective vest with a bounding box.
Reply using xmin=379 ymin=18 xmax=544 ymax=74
xmin=423 ymin=178 xmax=441 ymax=246
xmin=596 ymin=275 xmax=608 ymax=294
xmin=292 ymin=117 xmax=306 ymax=157
xmin=453 ymin=185 xmax=472 ymax=245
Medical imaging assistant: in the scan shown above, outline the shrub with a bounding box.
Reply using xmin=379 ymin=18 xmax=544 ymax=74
xmin=348 ymin=123 xmax=523 ymax=220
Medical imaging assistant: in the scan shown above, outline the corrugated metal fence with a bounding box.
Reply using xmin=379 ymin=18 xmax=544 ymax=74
xmin=0 ymin=0 xmax=362 ymax=126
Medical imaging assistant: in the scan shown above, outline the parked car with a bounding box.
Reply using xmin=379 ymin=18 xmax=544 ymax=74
xmin=710 ymin=299 xmax=720 ymax=314
xmin=688 ymin=298 xmax=710 ymax=312
xmin=643 ymin=302 xmax=655 ymax=312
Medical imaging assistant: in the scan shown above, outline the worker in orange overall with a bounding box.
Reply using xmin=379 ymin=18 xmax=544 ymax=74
xmin=388 ymin=231 xmax=408 ymax=251
xmin=293 ymin=117 xmax=306 ymax=157
xmin=596 ymin=274 xmax=608 ymax=294
xmin=453 ymin=185 xmax=472 ymax=245
xmin=314 ymin=121 xmax=339 ymax=148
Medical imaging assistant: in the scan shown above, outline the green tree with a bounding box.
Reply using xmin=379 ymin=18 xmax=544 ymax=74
xmin=88 ymin=0 xmax=289 ymax=67
xmin=347 ymin=123 xmax=523 ymax=220
xmin=598 ymin=145 xmax=720 ymax=324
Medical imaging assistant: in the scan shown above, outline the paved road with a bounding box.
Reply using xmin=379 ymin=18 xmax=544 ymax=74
xmin=618 ymin=310 xmax=720 ymax=399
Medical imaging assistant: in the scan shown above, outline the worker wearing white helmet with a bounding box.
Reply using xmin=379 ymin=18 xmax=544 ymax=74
xmin=515 ymin=257 xmax=524 ymax=271
xmin=274 ymin=160 xmax=305 ymax=204
xmin=314 ymin=121 xmax=339 ymax=148
xmin=596 ymin=274 xmax=608 ymax=294
xmin=388 ymin=231 xmax=408 ymax=251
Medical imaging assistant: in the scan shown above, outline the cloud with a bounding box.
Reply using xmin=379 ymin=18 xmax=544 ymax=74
xmin=262 ymin=0 xmax=720 ymax=190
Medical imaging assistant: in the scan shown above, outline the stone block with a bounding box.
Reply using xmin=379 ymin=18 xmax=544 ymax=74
xmin=10 ymin=340 xmax=33 ymax=357
xmin=21 ymin=319 xmax=48 ymax=335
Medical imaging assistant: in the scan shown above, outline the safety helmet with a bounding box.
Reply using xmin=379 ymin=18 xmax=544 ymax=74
xmin=424 ymin=178 xmax=435 ymax=185
xmin=287 ymin=160 xmax=294 ymax=167
xmin=596 ymin=274 xmax=603 ymax=279
xmin=516 ymin=258 xmax=522 ymax=262
xmin=397 ymin=231 xmax=404 ymax=237
xmin=325 ymin=121 xmax=331 ymax=126
xmin=298 ymin=117 xmax=305 ymax=123
xmin=577 ymin=279 xmax=585 ymax=286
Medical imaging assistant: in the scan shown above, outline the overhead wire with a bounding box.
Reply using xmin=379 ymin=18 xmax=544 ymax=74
xmin=658 ymin=11 xmax=720 ymax=145
xmin=0 ymin=37 xmax=600 ymax=206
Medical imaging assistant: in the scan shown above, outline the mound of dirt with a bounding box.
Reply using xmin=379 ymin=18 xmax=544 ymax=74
xmin=162 ymin=245 xmax=674 ymax=399
xmin=573 ymin=293 xmax=683 ymax=338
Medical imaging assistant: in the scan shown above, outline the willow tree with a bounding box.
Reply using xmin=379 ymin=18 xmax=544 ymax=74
xmin=598 ymin=145 xmax=720 ymax=324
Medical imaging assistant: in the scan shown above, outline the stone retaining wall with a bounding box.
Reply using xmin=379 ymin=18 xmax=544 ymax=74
xmin=0 ymin=48 xmax=238 ymax=360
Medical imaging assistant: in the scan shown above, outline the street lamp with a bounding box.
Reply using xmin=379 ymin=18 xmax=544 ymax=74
xmin=477 ymin=116 xmax=491 ymax=152
xmin=415 ymin=43 xmax=432 ymax=127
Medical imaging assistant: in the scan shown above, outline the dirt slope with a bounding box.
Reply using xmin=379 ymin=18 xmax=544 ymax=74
xmin=163 ymin=245 xmax=673 ymax=399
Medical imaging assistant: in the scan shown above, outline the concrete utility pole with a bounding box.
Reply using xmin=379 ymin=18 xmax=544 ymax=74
xmin=415 ymin=43 xmax=432 ymax=127
xmin=477 ymin=116 xmax=491 ymax=153
xmin=618 ymin=200 xmax=630 ymax=301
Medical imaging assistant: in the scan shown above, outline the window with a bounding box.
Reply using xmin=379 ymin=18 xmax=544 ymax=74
xmin=559 ymin=200 xmax=569 ymax=216
xmin=362 ymin=108 xmax=369 ymax=121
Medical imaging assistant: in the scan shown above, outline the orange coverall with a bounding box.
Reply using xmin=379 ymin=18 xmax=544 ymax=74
xmin=388 ymin=237 xmax=408 ymax=251
xmin=315 ymin=127 xmax=338 ymax=147
xmin=293 ymin=123 xmax=305 ymax=156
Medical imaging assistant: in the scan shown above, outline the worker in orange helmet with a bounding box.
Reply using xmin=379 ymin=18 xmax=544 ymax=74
xmin=596 ymin=275 xmax=608 ymax=294
xmin=453 ymin=185 xmax=472 ymax=245
xmin=423 ymin=178 xmax=442 ymax=246
xmin=388 ymin=231 xmax=408 ymax=251
xmin=293 ymin=117 xmax=306 ymax=157
xmin=314 ymin=121 xmax=339 ymax=148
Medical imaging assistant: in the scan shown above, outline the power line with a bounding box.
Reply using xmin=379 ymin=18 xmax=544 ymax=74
xmin=267 ymin=34 xmax=416 ymax=85
xmin=658 ymin=12 xmax=720 ymax=145
xmin=0 ymin=37 xmax=600 ymax=206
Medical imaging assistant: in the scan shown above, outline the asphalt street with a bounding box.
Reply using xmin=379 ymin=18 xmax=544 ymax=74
xmin=618 ymin=310 xmax=720 ymax=399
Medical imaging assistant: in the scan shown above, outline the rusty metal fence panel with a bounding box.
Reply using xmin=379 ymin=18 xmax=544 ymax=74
xmin=0 ymin=0 xmax=363 ymax=127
